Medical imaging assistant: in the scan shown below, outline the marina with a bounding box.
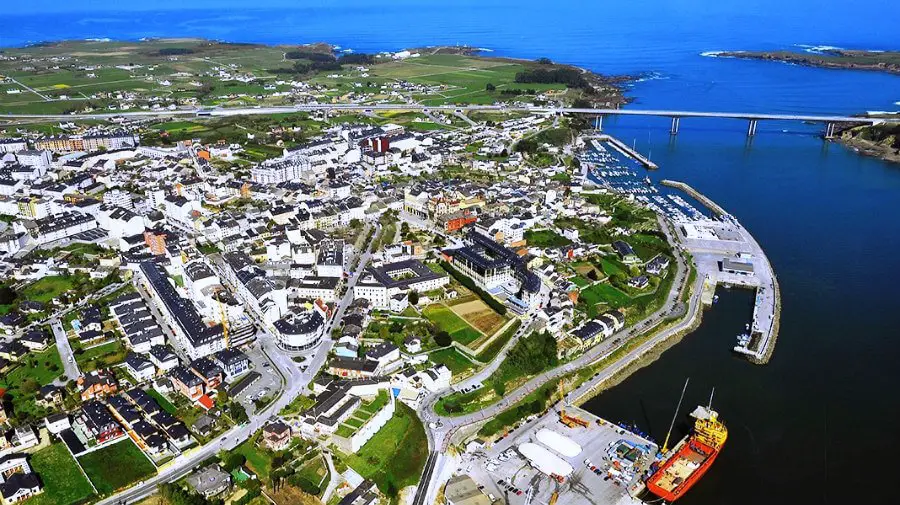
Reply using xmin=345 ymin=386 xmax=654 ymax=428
xmin=580 ymin=137 xmax=780 ymax=364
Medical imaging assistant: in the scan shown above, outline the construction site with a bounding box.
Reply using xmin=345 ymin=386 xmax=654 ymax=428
xmin=459 ymin=397 xmax=659 ymax=505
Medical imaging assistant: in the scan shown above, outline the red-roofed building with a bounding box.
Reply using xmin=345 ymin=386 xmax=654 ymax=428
xmin=197 ymin=394 xmax=215 ymax=411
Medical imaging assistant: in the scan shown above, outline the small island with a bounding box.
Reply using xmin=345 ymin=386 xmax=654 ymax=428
xmin=715 ymin=48 xmax=900 ymax=75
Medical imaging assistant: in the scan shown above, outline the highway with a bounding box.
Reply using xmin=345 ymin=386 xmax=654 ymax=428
xmin=1 ymin=103 xmax=895 ymax=125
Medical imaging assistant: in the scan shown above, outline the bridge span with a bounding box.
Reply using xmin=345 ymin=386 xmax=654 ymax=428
xmin=2 ymin=103 xmax=896 ymax=137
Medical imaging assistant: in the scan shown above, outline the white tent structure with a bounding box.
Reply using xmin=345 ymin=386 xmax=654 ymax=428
xmin=518 ymin=442 xmax=574 ymax=477
xmin=535 ymin=428 xmax=582 ymax=458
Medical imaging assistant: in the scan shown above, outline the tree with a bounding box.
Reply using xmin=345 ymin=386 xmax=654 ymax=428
xmin=587 ymin=269 xmax=599 ymax=281
xmin=408 ymin=291 xmax=420 ymax=306
xmin=492 ymin=380 xmax=506 ymax=397
xmin=220 ymin=452 xmax=246 ymax=472
xmin=434 ymin=331 xmax=452 ymax=347
xmin=230 ymin=402 xmax=249 ymax=424
xmin=485 ymin=83 xmax=496 ymax=92
xmin=21 ymin=379 xmax=39 ymax=395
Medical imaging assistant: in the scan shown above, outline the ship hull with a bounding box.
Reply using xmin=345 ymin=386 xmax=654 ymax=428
xmin=646 ymin=437 xmax=721 ymax=502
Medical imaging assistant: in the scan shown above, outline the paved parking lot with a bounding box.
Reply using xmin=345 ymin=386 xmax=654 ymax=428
xmin=231 ymin=340 xmax=284 ymax=414
xmin=461 ymin=406 xmax=657 ymax=505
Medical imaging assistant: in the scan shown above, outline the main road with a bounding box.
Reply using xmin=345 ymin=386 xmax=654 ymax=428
xmin=1 ymin=103 xmax=895 ymax=125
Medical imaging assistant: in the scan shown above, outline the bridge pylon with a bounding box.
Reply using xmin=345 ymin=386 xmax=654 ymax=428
xmin=670 ymin=117 xmax=680 ymax=135
xmin=747 ymin=119 xmax=759 ymax=137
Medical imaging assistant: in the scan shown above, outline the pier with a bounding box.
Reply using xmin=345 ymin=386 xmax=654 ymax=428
xmin=596 ymin=134 xmax=659 ymax=169
xmin=661 ymin=180 xmax=780 ymax=364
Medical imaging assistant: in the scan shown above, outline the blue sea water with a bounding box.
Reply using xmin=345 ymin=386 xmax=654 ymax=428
xmin=3 ymin=1 xmax=900 ymax=501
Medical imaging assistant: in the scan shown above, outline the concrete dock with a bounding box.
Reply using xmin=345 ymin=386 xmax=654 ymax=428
xmin=664 ymin=181 xmax=780 ymax=364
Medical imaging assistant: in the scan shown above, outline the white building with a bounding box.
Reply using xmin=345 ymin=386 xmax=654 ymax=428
xmin=353 ymin=259 xmax=449 ymax=310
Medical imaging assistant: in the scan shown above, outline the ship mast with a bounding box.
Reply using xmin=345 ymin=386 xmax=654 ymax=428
xmin=662 ymin=378 xmax=690 ymax=454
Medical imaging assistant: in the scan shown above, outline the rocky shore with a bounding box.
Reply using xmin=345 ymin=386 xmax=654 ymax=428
xmin=716 ymin=49 xmax=900 ymax=75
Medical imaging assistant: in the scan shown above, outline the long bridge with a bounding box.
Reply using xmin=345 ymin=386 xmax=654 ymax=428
xmin=3 ymin=103 xmax=897 ymax=137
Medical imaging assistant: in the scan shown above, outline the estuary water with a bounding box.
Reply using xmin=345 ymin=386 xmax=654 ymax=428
xmin=4 ymin=1 xmax=900 ymax=502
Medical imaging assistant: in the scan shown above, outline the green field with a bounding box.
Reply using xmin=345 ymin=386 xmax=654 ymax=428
xmin=581 ymin=283 xmax=632 ymax=309
xmin=423 ymin=304 xmax=482 ymax=345
xmin=428 ymin=348 xmax=478 ymax=375
xmin=234 ymin=438 xmax=274 ymax=481
xmin=343 ymin=403 xmax=428 ymax=495
xmin=0 ymin=345 xmax=63 ymax=388
xmin=78 ymin=440 xmax=156 ymax=495
xmin=525 ymin=229 xmax=572 ymax=247
xmin=75 ymin=340 xmax=127 ymax=372
xmin=19 ymin=276 xmax=76 ymax=304
xmin=24 ymin=443 xmax=96 ymax=505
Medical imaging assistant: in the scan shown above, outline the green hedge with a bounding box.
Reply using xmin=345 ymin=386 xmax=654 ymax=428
xmin=440 ymin=261 xmax=507 ymax=315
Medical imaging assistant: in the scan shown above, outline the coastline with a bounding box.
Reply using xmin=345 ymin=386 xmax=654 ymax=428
xmin=712 ymin=49 xmax=900 ymax=75
xmin=836 ymin=134 xmax=900 ymax=164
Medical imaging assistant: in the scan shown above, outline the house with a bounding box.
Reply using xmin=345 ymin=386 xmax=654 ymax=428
xmin=7 ymin=426 xmax=38 ymax=451
xmin=403 ymin=336 xmax=422 ymax=354
xmin=44 ymin=413 xmax=71 ymax=435
xmin=148 ymin=345 xmax=179 ymax=372
xmin=0 ymin=342 xmax=26 ymax=362
xmin=337 ymin=479 xmax=378 ymax=505
xmin=73 ymin=401 xmax=123 ymax=445
xmin=645 ymin=255 xmax=670 ymax=276
xmin=77 ymin=370 xmax=118 ymax=401
xmin=169 ymin=366 xmax=205 ymax=401
xmin=191 ymin=414 xmax=217 ymax=436
xmin=18 ymin=330 xmax=50 ymax=351
xmin=211 ymin=349 xmax=250 ymax=382
xmin=124 ymin=353 xmax=156 ymax=383
xmin=189 ymin=358 xmax=223 ymax=390
xmin=36 ymin=385 xmax=63 ymax=408
xmin=187 ymin=465 xmax=231 ymax=498
xmin=327 ymin=357 xmax=379 ymax=379
xmin=364 ymin=342 xmax=400 ymax=373
xmin=262 ymin=421 xmax=291 ymax=451
xmin=0 ymin=454 xmax=41 ymax=504
xmin=612 ymin=240 xmax=640 ymax=264
xmin=628 ymin=275 xmax=649 ymax=289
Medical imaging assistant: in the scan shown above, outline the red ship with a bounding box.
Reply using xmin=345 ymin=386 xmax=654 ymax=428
xmin=646 ymin=405 xmax=728 ymax=502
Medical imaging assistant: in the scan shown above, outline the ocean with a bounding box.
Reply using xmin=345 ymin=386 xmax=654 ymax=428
xmin=3 ymin=1 xmax=900 ymax=501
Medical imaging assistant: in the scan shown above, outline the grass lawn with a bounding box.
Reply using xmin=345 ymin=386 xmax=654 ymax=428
xmin=343 ymin=403 xmax=428 ymax=495
xmin=0 ymin=345 xmax=63 ymax=387
xmin=75 ymin=340 xmax=127 ymax=372
xmin=581 ymin=283 xmax=632 ymax=309
xmin=78 ymin=439 xmax=156 ymax=495
xmin=19 ymin=275 xmax=76 ymax=303
xmin=428 ymin=348 xmax=477 ymax=375
xmin=234 ymin=439 xmax=273 ymax=481
xmin=423 ymin=304 xmax=482 ymax=345
xmin=146 ymin=388 xmax=177 ymax=415
xmin=25 ymin=443 xmax=95 ymax=505
xmin=570 ymin=275 xmax=591 ymax=288
xmin=598 ymin=257 xmax=629 ymax=278
xmin=525 ymin=229 xmax=572 ymax=248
